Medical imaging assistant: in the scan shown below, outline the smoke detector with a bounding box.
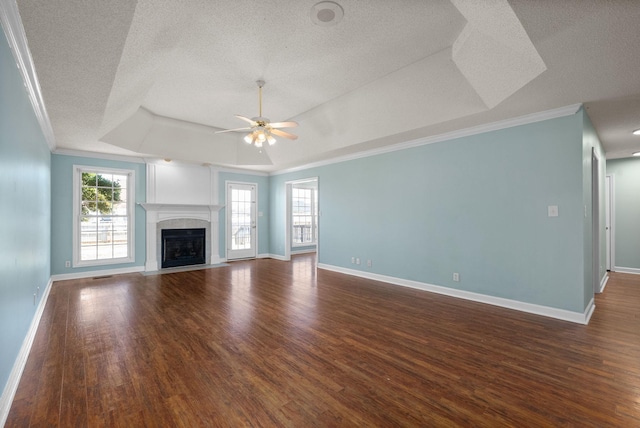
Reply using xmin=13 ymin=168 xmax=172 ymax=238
xmin=310 ymin=1 xmax=344 ymax=26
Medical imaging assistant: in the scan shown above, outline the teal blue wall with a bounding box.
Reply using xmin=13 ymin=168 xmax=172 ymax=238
xmin=0 ymin=31 xmax=51 ymax=394
xmin=606 ymin=157 xmax=640 ymax=270
xmin=50 ymin=154 xmax=146 ymax=275
xmin=218 ymin=172 xmax=270 ymax=258
xmin=271 ymin=113 xmax=589 ymax=313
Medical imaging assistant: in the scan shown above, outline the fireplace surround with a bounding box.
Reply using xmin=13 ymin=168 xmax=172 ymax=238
xmin=140 ymin=203 xmax=224 ymax=271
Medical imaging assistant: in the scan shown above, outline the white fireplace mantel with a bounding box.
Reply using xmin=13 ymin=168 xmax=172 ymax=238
xmin=139 ymin=203 xmax=225 ymax=271
xmin=139 ymin=203 xmax=224 ymax=221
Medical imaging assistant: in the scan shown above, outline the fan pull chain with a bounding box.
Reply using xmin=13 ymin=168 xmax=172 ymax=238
xmin=257 ymin=80 xmax=264 ymax=118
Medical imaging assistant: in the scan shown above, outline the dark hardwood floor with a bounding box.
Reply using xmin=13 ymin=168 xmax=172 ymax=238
xmin=6 ymin=254 xmax=640 ymax=427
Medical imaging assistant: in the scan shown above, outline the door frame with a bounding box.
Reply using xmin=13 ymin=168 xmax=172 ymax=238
xmin=605 ymin=174 xmax=615 ymax=271
xmin=225 ymin=181 xmax=257 ymax=260
xmin=284 ymin=177 xmax=319 ymax=262
xmin=591 ymin=149 xmax=601 ymax=294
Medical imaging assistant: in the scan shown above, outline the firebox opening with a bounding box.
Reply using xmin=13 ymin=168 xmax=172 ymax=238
xmin=161 ymin=228 xmax=206 ymax=269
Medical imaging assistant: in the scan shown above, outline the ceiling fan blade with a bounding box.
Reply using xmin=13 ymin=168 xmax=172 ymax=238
xmin=269 ymin=121 xmax=298 ymax=129
xmin=215 ymin=127 xmax=253 ymax=134
xmin=271 ymin=128 xmax=298 ymax=140
xmin=235 ymin=115 xmax=256 ymax=125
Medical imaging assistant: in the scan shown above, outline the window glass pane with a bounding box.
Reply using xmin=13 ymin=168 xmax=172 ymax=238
xmin=97 ymin=243 xmax=114 ymax=260
xmin=81 ymin=246 xmax=97 ymax=261
xmin=77 ymin=168 xmax=131 ymax=263
xmin=291 ymin=186 xmax=317 ymax=245
xmin=113 ymin=244 xmax=128 ymax=259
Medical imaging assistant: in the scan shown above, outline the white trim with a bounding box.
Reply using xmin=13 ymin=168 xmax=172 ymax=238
xmin=51 ymin=265 xmax=144 ymax=281
xmin=591 ymin=148 xmax=601 ymax=296
xmin=272 ymin=104 xmax=582 ymax=176
xmin=584 ymin=298 xmax=596 ymax=324
xmin=215 ymin=165 xmax=269 ymax=176
xmin=72 ymin=165 xmax=136 ymax=267
xmin=599 ymin=273 xmax=609 ymax=293
xmin=54 ymin=148 xmax=146 ymax=164
xmin=265 ymin=253 xmax=288 ymax=261
xmin=284 ymin=182 xmax=292 ymax=261
xmin=612 ymin=266 xmax=640 ymax=275
xmin=606 ymin=174 xmax=616 ymax=272
xmin=317 ymin=263 xmax=594 ymax=325
xmin=0 ymin=0 xmax=56 ymax=151
xmin=139 ymin=203 xmax=224 ymax=219
xmin=0 ymin=278 xmax=52 ymax=427
xmin=292 ymin=243 xmax=318 ymax=248
xmin=292 ymin=248 xmax=317 ymax=255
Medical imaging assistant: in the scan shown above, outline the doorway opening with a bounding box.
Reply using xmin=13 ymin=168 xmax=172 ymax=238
xmin=285 ymin=178 xmax=319 ymax=261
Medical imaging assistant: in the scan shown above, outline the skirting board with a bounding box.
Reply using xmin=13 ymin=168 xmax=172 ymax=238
xmin=318 ymin=264 xmax=594 ymax=325
xmin=599 ymin=273 xmax=609 ymax=293
xmin=612 ymin=266 xmax=640 ymax=275
xmin=0 ymin=278 xmax=53 ymax=427
xmin=51 ymin=265 xmax=145 ymax=281
xmin=263 ymin=254 xmax=288 ymax=261
xmin=292 ymin=249 xmax=318 ymax=255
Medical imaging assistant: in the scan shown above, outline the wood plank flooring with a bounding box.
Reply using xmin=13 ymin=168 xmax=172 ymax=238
xmin=6 ymin=254 xmax=640 ymax=426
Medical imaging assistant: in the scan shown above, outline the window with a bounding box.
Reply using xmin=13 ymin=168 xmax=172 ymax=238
xmin=291 ymin=186 xmax=317 ymax=246
xmin=73 ymin=166 xmax=134 ymax=266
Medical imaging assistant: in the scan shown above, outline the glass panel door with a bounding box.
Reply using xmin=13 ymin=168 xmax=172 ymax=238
xmin=226 ymin=182 xmax=256 ymax=260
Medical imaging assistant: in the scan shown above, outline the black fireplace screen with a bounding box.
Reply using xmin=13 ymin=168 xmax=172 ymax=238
xmin=161 ymin=228 xmax=206 ymax=268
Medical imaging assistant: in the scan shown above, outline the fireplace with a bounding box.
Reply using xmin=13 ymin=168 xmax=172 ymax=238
xmin=161 ymin=228 xmax=206 ymax=268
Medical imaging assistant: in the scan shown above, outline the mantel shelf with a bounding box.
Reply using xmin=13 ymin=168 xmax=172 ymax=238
xmin=138 ymin=203 xmax=225 ymax=212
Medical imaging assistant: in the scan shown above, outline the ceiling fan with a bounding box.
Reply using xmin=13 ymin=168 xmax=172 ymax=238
xmin=215 ymin=80 xmax=298 ymax=147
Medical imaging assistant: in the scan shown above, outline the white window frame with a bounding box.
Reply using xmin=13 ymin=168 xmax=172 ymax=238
xmin=291 ymin=185 xmax=318 ymax=247
xmin=72 ymin=165 xmax=135 ymax=267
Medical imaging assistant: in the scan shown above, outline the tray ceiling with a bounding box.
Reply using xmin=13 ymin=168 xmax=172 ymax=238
xmin=13 ymin=0 xmax=640 ymax=171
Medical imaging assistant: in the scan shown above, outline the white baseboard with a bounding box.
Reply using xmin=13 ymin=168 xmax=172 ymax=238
xmin=317 ymin=264 xmax=593 ymax=325
xmin=0 ymin=278 xmax=53 ymax=427
xmin=598 ymin=273 xmax=609 ymax=293
xmin=264 ymin=253 xmax=288 ymax=261
xmin=291 ymin=249 xmax=317 ymax=255
xmin=612 ymin=266 xmax=640 ymax=275
xmin=51 ymin=265 xmax=145 ymax=281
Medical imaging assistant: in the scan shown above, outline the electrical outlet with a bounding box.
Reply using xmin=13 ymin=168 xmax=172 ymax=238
xmin=356 ymin=258 xmax=361 ymax=265
xmin=453 ymin=272 xmax=460 ymax=282
xmin=351 ymin=257 xmax=355 ymax=264
xmin=65 ymin=261 xmax=71 ymax=268
xmin=367 ymin=260 xmax=372 ymax=267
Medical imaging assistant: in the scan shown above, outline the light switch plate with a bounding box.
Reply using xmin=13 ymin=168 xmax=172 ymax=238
xmin=548 ymin=205 xmax=559 ymax=217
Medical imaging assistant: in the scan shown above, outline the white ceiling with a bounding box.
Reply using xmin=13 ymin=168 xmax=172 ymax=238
xmin=15 ymin=0 xmax=640 ymax=171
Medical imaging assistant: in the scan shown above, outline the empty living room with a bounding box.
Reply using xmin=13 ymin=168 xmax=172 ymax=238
xmin=2 ymin=0 xmax=640 ymax=426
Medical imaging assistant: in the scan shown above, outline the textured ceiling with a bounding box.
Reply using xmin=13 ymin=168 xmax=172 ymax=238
xmin=15 ymin=0 xmax=640 ymax=171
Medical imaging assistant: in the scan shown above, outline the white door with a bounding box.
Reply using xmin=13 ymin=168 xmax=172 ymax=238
xmin=226 ymin=182 xmax=256 ymax=260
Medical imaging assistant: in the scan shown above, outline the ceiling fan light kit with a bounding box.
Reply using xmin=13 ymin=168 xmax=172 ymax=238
xmin=216 ymin=80 xmax=298 ymax=148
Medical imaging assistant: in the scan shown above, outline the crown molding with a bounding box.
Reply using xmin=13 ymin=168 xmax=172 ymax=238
xmin=271 ymin=104 xmax=583 ymax=176
xmin=53 ymin=148 xmax=147 ymax=164
xmin=0 ymin=0 xmax=56 ymax=151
